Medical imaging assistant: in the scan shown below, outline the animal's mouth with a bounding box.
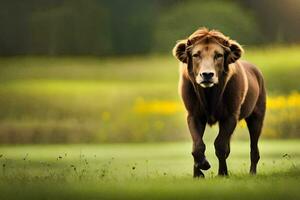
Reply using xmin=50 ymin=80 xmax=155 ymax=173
xmin=200 ymin=80 xmax=214 ymax=88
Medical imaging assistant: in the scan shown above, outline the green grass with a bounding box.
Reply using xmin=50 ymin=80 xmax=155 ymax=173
xmin=1 ymin=46 xmax=300 ymax=91
xmin=0 ymin=47 xmax=299 ymax=199
xmin=0 ymin=140 xmax=299 ymax=200
xmin=0 ymin=46 xmax=300 ymax=143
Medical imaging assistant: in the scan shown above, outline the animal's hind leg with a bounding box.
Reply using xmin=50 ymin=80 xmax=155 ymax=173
xmin=245 ymin=111 xmax=265 ymax=174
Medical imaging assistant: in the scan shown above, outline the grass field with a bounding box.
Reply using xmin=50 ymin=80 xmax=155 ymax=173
xmin=0 ymin=46 xmax=300 ymax=142
xmin=0 ymin=47 xmax=300 ymax=199
xmin=0 ymin=140 xmax=299 ymax=200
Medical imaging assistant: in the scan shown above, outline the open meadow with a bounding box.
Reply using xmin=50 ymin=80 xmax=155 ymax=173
xmin=0 ymin=140 xmax=299 ymax=200
xmin=0 ymin=46 xmax=300 ymax=143
xmin=0 ymin=46 xmax=300 ymax=199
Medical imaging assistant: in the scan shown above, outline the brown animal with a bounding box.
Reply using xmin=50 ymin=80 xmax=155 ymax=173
xmin=172 ymin=28 xmax=266 ymax=177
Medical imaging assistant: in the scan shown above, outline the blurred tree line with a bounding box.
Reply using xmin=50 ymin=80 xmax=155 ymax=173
xmin=0 ymin=0 xmax=299 ymax=56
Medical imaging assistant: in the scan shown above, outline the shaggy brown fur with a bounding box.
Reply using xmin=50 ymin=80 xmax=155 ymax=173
xmin=172 ymin=28 xmax=266 ymax=177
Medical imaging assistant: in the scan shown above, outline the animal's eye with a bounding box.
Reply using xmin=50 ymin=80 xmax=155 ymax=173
xmin=192 ymin=53 xmax=200 ymax=58
xmin=215 ymin=53 xmax=223 ymax=60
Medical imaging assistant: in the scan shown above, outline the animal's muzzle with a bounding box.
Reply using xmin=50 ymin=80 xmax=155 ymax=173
xmin=201 ymin=72 xmax=214 ymax=82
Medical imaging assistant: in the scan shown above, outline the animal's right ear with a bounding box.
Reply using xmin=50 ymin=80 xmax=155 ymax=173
xmin=172 ymin=40 xmax=188 ymax=63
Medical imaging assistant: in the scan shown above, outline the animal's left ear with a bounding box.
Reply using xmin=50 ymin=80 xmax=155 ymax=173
xmin=227 ymin=40 xmax=244 ymax=64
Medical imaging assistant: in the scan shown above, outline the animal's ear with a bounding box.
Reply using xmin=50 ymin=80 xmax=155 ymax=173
xmin=172 ymin=40 xmax=188 ymax=63
xmin=227 ymin=40 xmax=244 ymax=64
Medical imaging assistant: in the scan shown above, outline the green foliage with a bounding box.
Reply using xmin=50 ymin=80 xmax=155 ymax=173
xmin=30 ymin=1 xmax=114 ymax=55
xmin=0 ymin=140 xmax=299 ymax=199
xmin=1 ymin=0 xmax=300 ymax=56
xmin=154 ymin=0 xmax=262 ymax=52
xmin=0 ymin=0 xmax=160 ymax=56
xmin=239 ymin=0 xmax=300 ymax=44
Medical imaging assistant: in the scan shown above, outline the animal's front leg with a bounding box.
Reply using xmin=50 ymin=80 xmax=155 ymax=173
xmin=187 ymin=114 xmax=210 ymax=178
xmin=214 ymin=116 xmax=237 ymax=176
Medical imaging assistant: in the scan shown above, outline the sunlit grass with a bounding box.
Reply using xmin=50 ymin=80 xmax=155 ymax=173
xmin=0 ymin=140 xmax=299 ymax=199
xmin=0 ymin=46 xmax=300 ymax=143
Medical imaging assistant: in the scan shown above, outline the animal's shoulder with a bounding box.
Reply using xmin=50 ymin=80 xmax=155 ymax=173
xmin=239 ymin=60 xmax=264 ymax=79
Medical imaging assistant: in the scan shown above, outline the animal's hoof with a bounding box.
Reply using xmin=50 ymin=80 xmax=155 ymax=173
xmin=193 ymin=166 xmax=205 ymax=178
xmin=198 ymin=158 xmax=211 ymax=170
xmin=250 ymin=165 xmax=257 ymax=175
xmin=217 ymin=171 xmax=228 ymax=177
xmin=193 ymin=172 xmax=204 ymax=178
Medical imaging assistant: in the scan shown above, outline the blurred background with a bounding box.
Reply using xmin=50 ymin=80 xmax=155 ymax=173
xmin=0 ymin=0 xmax=300 ymax=143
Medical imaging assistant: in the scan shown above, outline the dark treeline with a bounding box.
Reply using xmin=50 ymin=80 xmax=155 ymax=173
xmin=0 ymin=0 xmax=299 ymax=56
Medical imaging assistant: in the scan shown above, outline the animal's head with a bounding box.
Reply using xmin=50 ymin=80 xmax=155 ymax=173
xmin=172 ymin=28 xmax=243 ymax=88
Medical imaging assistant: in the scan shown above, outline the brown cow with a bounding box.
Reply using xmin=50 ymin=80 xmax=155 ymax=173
xmin=172 ymin=28 xmax=266 ymax=177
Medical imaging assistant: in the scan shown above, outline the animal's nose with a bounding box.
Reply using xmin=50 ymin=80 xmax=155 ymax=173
xmin=201 ymin=72 xmax=214 ymax=80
